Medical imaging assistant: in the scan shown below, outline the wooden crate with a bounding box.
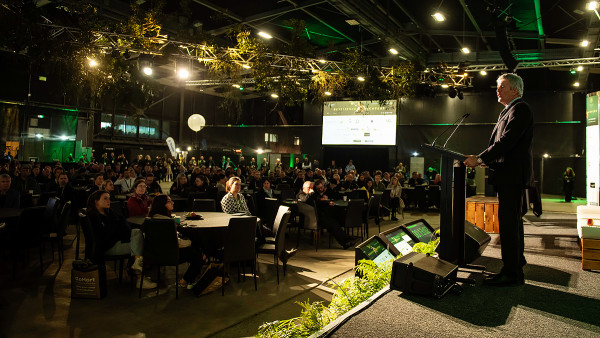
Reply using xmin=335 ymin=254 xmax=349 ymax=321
xmin=466 ymin=196 xmax=499 ymax=234
xmin=581 ymin=238 xmax=600 ymax=271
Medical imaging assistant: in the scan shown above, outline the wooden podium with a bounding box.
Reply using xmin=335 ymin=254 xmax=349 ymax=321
xmin=422 ymin=143 xmax=470 ymax=266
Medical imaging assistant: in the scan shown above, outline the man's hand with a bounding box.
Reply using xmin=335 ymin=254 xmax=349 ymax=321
xmin=464 ymin=155 xmax=480 ymax=168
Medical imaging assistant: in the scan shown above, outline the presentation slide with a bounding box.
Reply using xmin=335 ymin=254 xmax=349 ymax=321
xmin=322 ymin=100 xmax=397 ymax=145
xmin=386 ymin=228 xmax=416 ymax=256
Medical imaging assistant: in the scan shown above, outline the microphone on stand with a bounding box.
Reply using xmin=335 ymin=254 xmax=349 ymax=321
xmin=431 ymin=113 xmax=470 ymax=147
xmin=443 ymin=113 xmax=470 ymax=148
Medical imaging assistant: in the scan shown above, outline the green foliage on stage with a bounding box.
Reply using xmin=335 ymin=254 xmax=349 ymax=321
xmin=257 ymin=233 xmax=441 ymax=337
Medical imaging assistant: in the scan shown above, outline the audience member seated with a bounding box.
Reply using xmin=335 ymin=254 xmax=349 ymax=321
xmin=89 ymin=173 xmax=104 ymax=193
xmin=86 ymin=190 xmax=155 ymax=288
xmin=373 ymin=174 xmax=386 ymax=192
xmin=297 ymin=180 xmax=359 ymax=249
xmin=0 ymin=174 xmax=20 ymax=208
xmin=382 ymin=172 xmax=391 ymax=187
xmin=293 ymin=171 xmax=305 ymax=192
xmin=127 ymin=180 xmax=151 ymax=217
xmin=221 ymin=177 xmax=251 ymax=215
xmin=147 ymin=194 xmax=206 ymax=289
xmin=189 ymin=175 xmax=208 ymax=194
xmin=389 ymin=176 xmax=403 ymax=221
xmin=170 ymin=173 xmax=189 ymax=196
xmin=408 ymin=172 xmax=424 ymax=187
xmin=360 ymin=179 xmax=375 ymax=199
xmin=215 ymin=174 xmax=227 ymax=193
xmin=115 ymin=169 xmax=136 ymax=193
xmin=340 ymin=173 xmax=358 ymax=192
xmin=101 ymin=179 xmax=116 ymax=199
xmin=11 ymin=164 xmax=41 ymax=196
xmin=47 ymin=173 xmax=75 ymax=206
xmin=145 ymin=174 xmax=163 ymax=195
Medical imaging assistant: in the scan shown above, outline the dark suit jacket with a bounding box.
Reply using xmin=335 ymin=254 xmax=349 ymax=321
xmin=479 ymin=98 xmax=534 ymax=187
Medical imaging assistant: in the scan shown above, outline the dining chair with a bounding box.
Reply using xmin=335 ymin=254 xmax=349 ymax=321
xmin=279 ymin=189 xmax=296 ymax=201
xmin=379 ymin=189 xmax=392 ymax=220
xmin=277 ymin=183 xmax=290 ymax=190
xmin=297 ymin=201 xmax=326 ymax=251
xmin=43 ymin=201 xmax=71 ymax=268
xmin=260 ymin=198 xmax=279 ymax=231
xmin=192 ymin=198 xmax=216 ymax=212
xmin=78 ymin=212 xmax=130 ymax=285
xmin=343 ymin=199 xmax=365 ymax=241
xmin=265 ymin=205 xmax=291 ymax=244
xmin=139 ymin=218 xmax=180 ymax=299
xmin=222 ymin=216 xmax=258 ymax=295
xmin=257 ymin=210 xmax=292 ymax=285
xmin=365 ymin=194 xmax=382 ymax=236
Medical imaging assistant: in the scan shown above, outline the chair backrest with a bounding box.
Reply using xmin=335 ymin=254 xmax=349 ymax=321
xmin=368 ymin=193 xmax=382 ymax=216
xmin=277 ymin=184 xmax=290 ymax=190
xmin=261 ymin=198 xmax=280 ymax=228
xmin=110 ymin=201 xmax=126 ymax=218
xmin=279 ymin=189 xmax=296 ymax=201
xmin=274 ymin=211 xmax=291 ymax=254
xmin=78 ymin=212 xmax=102 ymax=263
xmin=192 ymin=198 xmax=216 ymax=212
xmin=357 ymin=189 xmax=368 ymax=201
xmin=56 ymin=201 xmax=72 ymax=233
xmin=224 ymin=216 xmax=258 ymax=263
xmin=297 ymin=201 xmax=318 ymax=230
xmin=379 ymin=189 xmax=391 ymax=207
xmin=141 ymin=218 xmax=179 ymax=266
xmin=244 ymin=193 xmax=257 ymax=216
xmin=43 ymin=197 xmax=60 ymax=223
xmin=344 ymin=200 xmax=364 ymax=228
xmin=346 ymin=190 xmax=360 ymax=200
xmin=272 ymin=205 xmax=291 ymax=236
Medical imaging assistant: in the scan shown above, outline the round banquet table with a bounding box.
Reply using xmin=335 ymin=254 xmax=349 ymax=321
xmin=126 ymin=212 xmax=258 ymax=256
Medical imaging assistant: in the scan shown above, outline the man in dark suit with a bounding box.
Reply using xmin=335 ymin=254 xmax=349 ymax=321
xmin=465 ymin=73 xmax=533 ymax=287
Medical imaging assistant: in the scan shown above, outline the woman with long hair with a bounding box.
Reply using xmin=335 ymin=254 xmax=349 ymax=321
xmin=360 ymin=178 xmax=374 ymax=200
xmin=220 ymin=176 xmax=251 ymax=215
xmin=389 ymin=176 xmax=403 ymax=221
xmin=147 ymin=194 xmax=206 ymax=289
xmin=127 ymin=179 xmax=151 ymax=217
xmin=169 ymin=173 xmax=189 ymax=196
xmin=85 ymin=190 xmax=156 ymax=288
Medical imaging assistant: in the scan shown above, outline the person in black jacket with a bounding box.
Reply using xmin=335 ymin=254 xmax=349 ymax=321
xmin=465 ymin=73 xmax=534 ymax=287
xmin=85 ymin=190 xmax=156 ymax=288
xmin=0 ymin=174 xmax=20 ymax=208
xmin=562 ymin=167 xmax=575 ymax=202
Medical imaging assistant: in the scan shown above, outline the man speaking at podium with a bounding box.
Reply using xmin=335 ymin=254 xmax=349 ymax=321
xmin=464 ymin=73 xmax=534 ymax=287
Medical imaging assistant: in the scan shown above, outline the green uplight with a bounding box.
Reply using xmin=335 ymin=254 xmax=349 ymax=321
xmin=571 ymin=70 xmax=577 ymax=74
xmin=37 ymin=115 xmax=44 ymax=118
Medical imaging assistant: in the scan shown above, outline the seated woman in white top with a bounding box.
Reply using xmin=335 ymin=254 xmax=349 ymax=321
xmin=388 ymin=176 xmax=403 ymax=221
xmin=220 ymin=176 xmax=251 ymax=215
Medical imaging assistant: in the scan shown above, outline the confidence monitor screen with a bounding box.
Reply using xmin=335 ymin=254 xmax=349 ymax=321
xmin=405 ymin=220 xmax=436 ymax=243
xmin=359 ymin=237 xmax=396 ymax=267
xmin=385 ymin=227 xmax=416 ymax=256
xmin=322 ymin=100 xmax=397 ymax=145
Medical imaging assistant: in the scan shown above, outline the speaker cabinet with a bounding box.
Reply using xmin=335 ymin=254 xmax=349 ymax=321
xmin=390 ymin=252 xmax=458 ymax=298
xmin=465 ymin=220 xmax=491 ymax=263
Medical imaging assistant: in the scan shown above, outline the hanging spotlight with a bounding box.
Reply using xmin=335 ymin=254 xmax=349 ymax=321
xmin=324 ymin=91 xmax=332 ymax=96
xmin=574 ymin=82 xmax=580 ymax=87
xmin=143 ymin=66 xmax=153 ymax=76
xmin=581 ymin=40 xmax=590 ymax=47
xmin=271 ymin=93 xmax=279 ymax=98
xmin=88 ymin=58 xmax=98 ymax=67
xmin=587 ymin=1 xmax=598 ymax=11
xmin=577 ymin=66 xmax=584 ymax=71
xmin=177 ymin=68 xmax=189 ymax=79
xmin=448 ymin=86 xmax=457 ymax=98
xmin=357 ymin=76 xmax=365 ymax=81
xmin=258 ymin=31 xmax=273 ymax=39
xmin=432 ymin=12 xmax=445 ymax=22
xmin=187 ymin=146 xmax=192 ymax=151
xmin=480 ymin=70 xmax=487 ymax=76
xmin=242 ymin=64 xmax=251 ymax=69
xmin=441 ymin=84 xmax=449 ymax=88
xmin=461 ymin=47 xmax=470 ymax=54
xmin=389 ymin=48 xmax=399 ymax=55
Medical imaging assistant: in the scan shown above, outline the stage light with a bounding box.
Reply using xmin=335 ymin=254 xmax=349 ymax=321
xmin=177 ymin=68 xmax=189 ymax=79
xmin=142 ymin=67 xmax=153 ymax=76
xmin=574 ymin=82 xmax=580 ymax=87
xmin=577 ymin=66 xmax=584 ymax=71
xmin=88 ymin=59 xmax=98 ymax=67
xmin=187 ymin=146 xmax=192 ymax=151
xmin=587 ymin=1 xmax=598 ymax=11
xmin=318 ymin=59 xmax=326 ymax=63
xmin=37 ymin=115 xmax=44 ymax=119
xmin=441 ymin=84 xmax=449 ymax=88
xmin=271 ymin=93 xmax=279 ymax=98
xmin=357 ymin=76 xmax=365 ymax=81
xmin=257 ymin=149 xmax=264 ymax=154
xmin=448 ymin=87 xmax=457 ymax=98
xmin=35 ymin=134 xmax=43 ymax=138
xmin=389 ymin=48 xmax=399 ymax=55
xmin=324 ymin=91 xmax=332 ymax=96
xmin=480 ymin=70 xmax=487 ymax=75
xmin=60 ymin=135 xmax=68 ymax=140
xmin=570 ymin=69 xmax=577 ymax=74
xmin=412 ymin=152 xmax=419 ymax=157
xmin=432 ymin=12 xmax=445 ymax=22
xmin=176 ymin=148 xmax=181 ymax=153
xmin=242 ymin=64 xmax=251 ymax=69
xmin=461 ymin=47 xmax=470 ymax=54
xmin=258 ymin=31 xmax=273 ymax=39
xmin=581 ymin=40 xmax=590 ymax=47
xmin=232 ymin=84 xmax=241 ymax=88
xmin=543 ymin=153 xmax=549 ymax=158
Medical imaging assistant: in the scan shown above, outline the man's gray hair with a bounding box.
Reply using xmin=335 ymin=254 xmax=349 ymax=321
xmin=0 ymin=174 xmax=11 ymax=181
xmin=498 ymin=73 xmax=524 ymax=96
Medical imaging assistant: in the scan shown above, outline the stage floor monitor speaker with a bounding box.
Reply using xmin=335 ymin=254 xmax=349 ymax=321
xmin=465 ymin=220 xmax=491 ymax=263
xmin=390 ymin=252 xmax=458 ymax=298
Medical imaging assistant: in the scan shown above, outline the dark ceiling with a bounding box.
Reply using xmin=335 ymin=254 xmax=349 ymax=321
xmin=31 ymin=0 xmax=600 ymax=96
